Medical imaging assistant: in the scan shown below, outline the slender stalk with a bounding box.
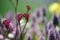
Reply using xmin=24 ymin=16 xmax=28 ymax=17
xmin=19 ymin=23 xmax=21 ymax=34
xmin=21 ymin=20 xmax=28 ymax=34
xmin=13 ymin=0 xmax=18 ymax=40
xmin=20 ymin=21 xmax=28 ymax=40
xmin=14 ymin=4 xmax=18 ymax=40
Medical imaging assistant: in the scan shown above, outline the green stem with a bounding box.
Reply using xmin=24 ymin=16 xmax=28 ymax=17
xmin=13 ymin=0 xmax=18 ymax=40
xmin=9 ymin=0 xmax=18 ymax=40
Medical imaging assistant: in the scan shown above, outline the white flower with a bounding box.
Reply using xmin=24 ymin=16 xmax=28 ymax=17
xmin=20 ymin=19 xmax=24 ymax=23
xmin=8 ymin=33 xmax=15 ymax=39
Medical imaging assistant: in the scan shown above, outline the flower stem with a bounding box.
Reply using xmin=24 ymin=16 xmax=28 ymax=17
xmin=18 ymin=23 xmax=21 ymax=34
xmin=20 ymin=20 xmax=28 ymax=40
xmin=13 ymin=0 xmax=18 ymax=40
xmin=21 ymin=20 xmax=28 ymax=34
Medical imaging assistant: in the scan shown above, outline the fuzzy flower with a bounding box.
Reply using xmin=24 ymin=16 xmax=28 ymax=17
xmin=0 ymin=34 xmax=4 ymax=40
xmin=24 ymin=13 xmax=30 ymax=21
xmin=37 ymin=16 xmax=47 ymax=24
xmin=45 ymin=20 xmax=53 ymax=34
xmin=6 ymin=11 xmax=13 ymax=21
xmin=49 ymin=2 xmax=60 ymax=16
xmin=9 ymin=22 xmax=16 ymax=33
xmin=48 ymin=26 xmax=59 ymax=40
xmin=42 ymin=4 xmax=47 ymax=16
xmin=26 ymin=5 xmax=31 ymax=11
xmin=37 ymin=32 xmax=45 ymax=40
xmin=36 ymin=11 xmax=40 ymax=18
xmin=26 ymin=32 xmax=32 ymax=40
xmin=3 ymin=19 xmax=10 ymax=30
xmin=16 ymin=13 xmax=23 ymax=22
xmin=30 ymin=21 xmax=35 ymax=28
xmin=52 ymin=14 xmax=59 ymax=26
xmin=33 ymin=8 xmax=40 ymax=18
xmin=30 ymin=14 xmax=36 ymax=23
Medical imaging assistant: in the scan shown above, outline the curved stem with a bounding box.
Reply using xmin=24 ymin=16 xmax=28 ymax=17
xmin=21 ymin=20 xmax=28 ymax=34
xmin=20 ymin=21 xmax=28 ymax=40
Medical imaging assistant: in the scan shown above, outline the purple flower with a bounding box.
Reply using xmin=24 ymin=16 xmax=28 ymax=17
xmin=0 ymin=34 xmax=4 ymax=40
xmin=52 ymin=14 xmax=59 ymax=27
xmin=6 ymin=11 xmax=13 ymax=21
xmin=9 ymin=21 xmax=16 ymax=33
xmin=48 ymin=26 xmax=59 ymax=40
xmin=31 ymin=16 xmax=36 ymax=23
xmin=37 ymin=16 xmax=47 ymax=24
xmin=36 ymin=11 xmax=40 ymax=18
xmin=41 ymin=4 xmax=47 ymax=17
xmin=34 ymin=8 xmax=40 ymax=18
xmin=30 ymin=21 xmax=35 ymax=28
xmin=37 ymin=32 xmax=45 ymax=40
xmin=45 ymin=20 xmax=53 ymax=33
xmin=26 ymin=32 xmax=32 ymax=40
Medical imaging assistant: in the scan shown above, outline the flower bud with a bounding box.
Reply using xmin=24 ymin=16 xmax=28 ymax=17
xmin=24 ymin=13 xmax=30 ymax=21
xmin=3 ymin=19 xmax=10 ymax=29
xmin=53 ymin=14 xmax=58 ymax=26
xmin=16 ymin=14 xmax=23 ymax=22
xmin=26 ymin=5 xmax=31 ymax=11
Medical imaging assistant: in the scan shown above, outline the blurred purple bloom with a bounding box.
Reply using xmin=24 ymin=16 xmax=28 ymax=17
xmin=45 ymin=20 xmax=53 ymax=33
xmin=31 ymin=16 xmax=36 ymax=23
xmin=26 ymin=31 xmax=32 ymax=40
xmin=36 ymin=11 xmax=40 ymax=18
xmin=9 ymin=21 xmax=16 ymax=33
xmin=0 ymin=34 xmax=4 ymax=40
xmin=37 ymin=16 xmax=46 ymax=24
xmin=34 ymin=8 xmax=40 ymax=18
xmin=42 ymin=4 xmax=47 ymax=17
xmin=6 ymin=11 xmax=13 ymax=21
xmin=52 ymin=14 xmax=59 ymax=26
xmin=30 ymin=19 xmax=39 ymax=32
xmin=30 ymin=21 xmax=36 ymax=28
xmin=48 ymin=26 xmax=59 ymax=40
xmin=37 ymin=32 xmax=45 ymax=40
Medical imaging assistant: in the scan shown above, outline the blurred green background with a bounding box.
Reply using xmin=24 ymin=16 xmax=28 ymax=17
xmin=0 ymin=0 xmax=57 ymax=15
xmin=0 ymin=0 xmax=58 ymax=21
